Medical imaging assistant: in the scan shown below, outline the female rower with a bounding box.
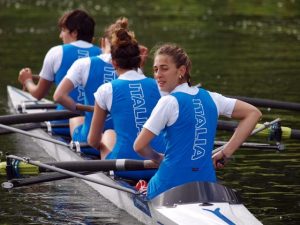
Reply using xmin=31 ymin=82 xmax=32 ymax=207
xmin=53 ymin=18 xmax=132 ymax=156
xmin=133 ymin=43 xmax=262 ymax=199
xmin=88 ymin=28 xmax=166 ymax=179
xmin=18 ymin=9 xmax=101 ymax=135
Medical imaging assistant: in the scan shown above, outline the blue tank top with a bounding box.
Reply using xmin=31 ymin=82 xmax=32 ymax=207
xmin=55 ymin=44 xmax=101 ymax=109
xmin=51 ymin=44 xmax=101 ymax=136
xmin=74 ymin=56 xmax=116 ymax=141
xmin=106 ymin=77 xmax=166 ymax=180
xmin=147 ymin=88 xmax=218 ymax=199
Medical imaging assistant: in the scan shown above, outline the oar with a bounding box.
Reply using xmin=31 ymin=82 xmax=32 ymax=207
xmin=213 ymin=118 xmax=281 ymax=154
xmin=227 ymin=95 xmax=300 ymax=111
xmin=1 ymin=157 xmax=157 ymax=188
xmin=0 ymin=110 xmax=81 ymax=125
xmin=214 ymin=141 xmax=284 ymax=151
xmin=0 ymin=123 xmax=93 ymax=152
xmin=0 ymin=158 xmax=158 ymax=176
xmin=2 ymin=172 xmax=91 ymax=188
xmin=16 ymin=104 xmax=297 ymax=141
xmin=0 ymin=123 xmax=72 ymax=147
xmin=17 ymin=103 xmax=57 ymax=112
xmin=0 ymin=118 xmax=288 ymax=153
xmin=2 ymin=155 xmax=138 ymax=194
xmin=0 ymin=122 xmax=69 ymax=135
xmin=217 ymin=120 xmax=300 ymax=140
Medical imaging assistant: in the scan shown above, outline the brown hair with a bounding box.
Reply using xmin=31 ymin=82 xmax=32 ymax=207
xmin=111 ymin=28 xmax=141 ymax=70
xmin=104 ymin=17 xmax=129 ymax=43
xmin=154 ymin=43 xmax=192 ymax=86
xmin=58 ymin=9 xmax=95 ymax=43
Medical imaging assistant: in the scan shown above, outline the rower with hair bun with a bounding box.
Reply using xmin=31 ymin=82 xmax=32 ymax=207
xmin=88 ymin=28 xmax=166 ymax=180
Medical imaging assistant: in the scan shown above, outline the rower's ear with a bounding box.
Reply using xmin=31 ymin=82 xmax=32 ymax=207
xmin=70 ymin=30 xmax=78 ymax=40
xmin=178 ymin=65 xmax=187 ymax=76
xmin=112 ymin=59 xmax=118 ymax=69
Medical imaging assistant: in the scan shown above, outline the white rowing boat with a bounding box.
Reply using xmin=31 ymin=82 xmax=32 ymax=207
xmin=5 ymin=85 xmax=263 ymax=225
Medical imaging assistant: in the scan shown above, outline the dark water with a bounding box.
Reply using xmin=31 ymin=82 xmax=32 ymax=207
xmin=0 ymin=0 xmax=299 ymax=224
xmin=0 ymin=134 xmax=142 ymax=224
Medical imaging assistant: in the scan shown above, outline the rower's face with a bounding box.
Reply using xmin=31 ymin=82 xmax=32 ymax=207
xmin=59 ymin=28 xmax=77 ymax=44
xmin=153 ymin=54 xmax=181 ymax=93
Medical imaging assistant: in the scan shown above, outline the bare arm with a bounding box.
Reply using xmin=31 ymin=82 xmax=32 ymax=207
xmin=87 ymin=102 xmax=107 ymax=150
xmin=134 ymin=128 xmax=164 ymax=165
xmin=212 ymin=100 xmax=262 ymax=168
xmin=53 ymin=77 xmax=76 ymax=111
xmin=19 ymin=68 xmax=52 ymax=100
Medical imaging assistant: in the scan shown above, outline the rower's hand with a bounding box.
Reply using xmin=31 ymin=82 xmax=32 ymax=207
xmin=19 ymin=68 xmax=33 ymax=89
xmin=212 ymin=151 xmax=228 ymax=169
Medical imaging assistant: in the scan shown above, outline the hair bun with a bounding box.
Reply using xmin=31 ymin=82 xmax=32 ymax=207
xmin=112 ymin=28 xmax=137 ymax=47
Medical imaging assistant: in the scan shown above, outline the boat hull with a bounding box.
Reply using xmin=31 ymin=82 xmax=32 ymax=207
xmin=6 ymin=85 xmax=263 ymax=225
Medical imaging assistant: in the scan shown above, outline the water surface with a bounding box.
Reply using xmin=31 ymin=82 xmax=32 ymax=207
xmin=0 ymin=1 xmax=299 ymax=224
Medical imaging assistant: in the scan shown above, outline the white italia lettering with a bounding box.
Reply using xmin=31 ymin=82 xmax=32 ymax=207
xmin=129 ymin=83 xmax=147 ymax=134
xmin=104 ymin=66 xmax=116 ymax=83
xmin=77 ymin=86 xmax=85 ymax=102
xmin=77 ymin=49 xmax=89 ymax=58
xmin=191 ymin=99 xmax=207 ymax=160
xmin=76 ymin=49 xmax=89 ymax=101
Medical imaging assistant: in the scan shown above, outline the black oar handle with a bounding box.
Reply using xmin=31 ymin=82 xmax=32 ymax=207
xmin=17 ymin=103 xmax=57 ymax=112
xmin=41 ymin=159 xmax=157 ymax=172
xmin=228 ymin=95 xmax=300 ymax=111
xmin=0 ymin=110 xmax=80 ymax=125
xmin=7 ymin=155 xmax=138 ymax=194
xmin=291 ymin=129 xmax=300 ymax=140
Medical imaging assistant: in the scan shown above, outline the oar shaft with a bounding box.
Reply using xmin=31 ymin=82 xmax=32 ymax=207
xmin=250 ymin=118 xmax=281 ymax=134
xmin=291 ymin=129 xmax=300 ymax=140
xmin=217 ymin=120 xmax=300 ymax=140
xmin=45 ymin=159 xmax=157 ymax=172
xmin=228 ymin=95 xmax=300 ymax=111
xmin=0 ymin=123 xmax=69 ymax=147
xmin=4 ymin=172 xmax=92 ymax=188
xmin=0 ymin=122 xmax=69 ymax=135
xmin=0 ymin=159 xmax=157 ymax=176
xmin=17 ymin=103 xmax=57 ymax=112
xmin=7 ymin=155 xmax=137 ymax=194
xmin=0 ymin=122 xmax=96 ymax=151
xmin=0 ymin=110 xmax=80 ymax=125
xmin=214 ymin=141 xmax=284 ymax=150
xmin=212 ymin=118 xmax=281 ymax=154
